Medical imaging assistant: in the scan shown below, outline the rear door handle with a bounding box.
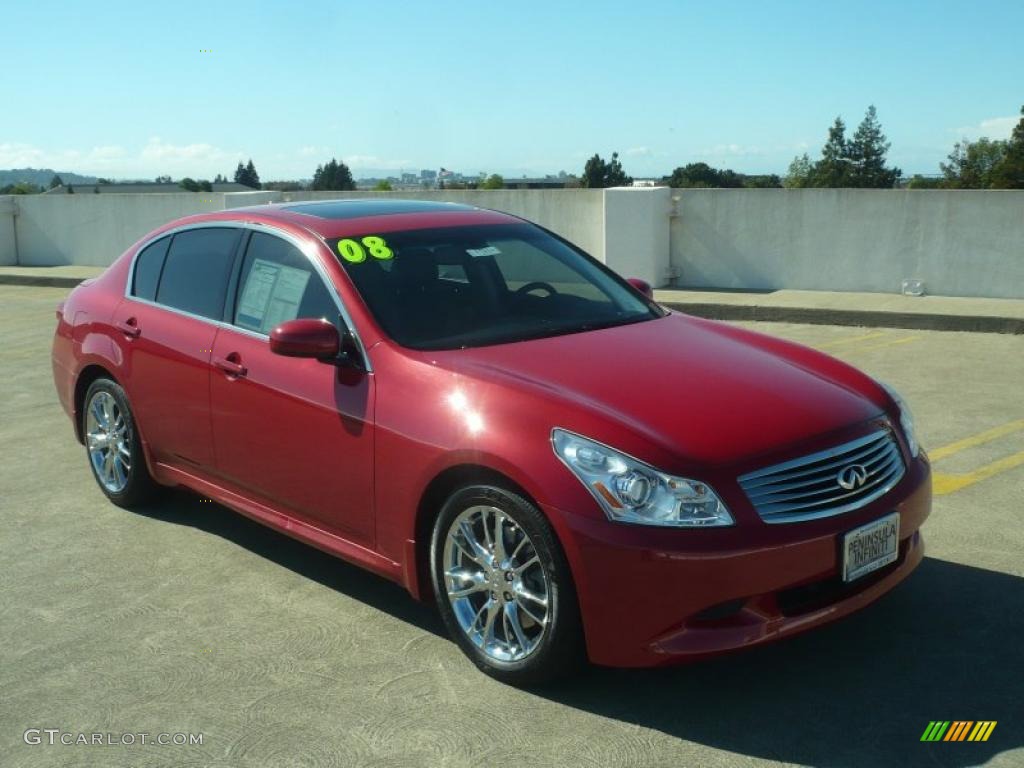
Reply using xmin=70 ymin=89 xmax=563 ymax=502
xmin=213 ymin=355 xmax=247 ymax=377
xmin=116 ymin=318 xmax=141 ymax=338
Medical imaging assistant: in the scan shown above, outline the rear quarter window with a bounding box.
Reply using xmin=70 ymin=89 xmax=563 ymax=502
xmin=131 ymin=236 xmax=170 ymax=301
xmin=155 ymin=228 xmax=241 ymax=319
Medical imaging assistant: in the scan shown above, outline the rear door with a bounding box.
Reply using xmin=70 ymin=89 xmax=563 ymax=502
xmin=114 ymin=226 xmax=241 ymax=468
xmin=208 ymin=231 xmax=375 ymax=545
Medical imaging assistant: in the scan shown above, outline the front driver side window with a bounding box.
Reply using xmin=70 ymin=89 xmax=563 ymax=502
xmin=233 ymin=232 xmax=338 ymax=334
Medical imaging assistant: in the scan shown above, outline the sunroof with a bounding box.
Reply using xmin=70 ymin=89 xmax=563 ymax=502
xmin=281 ymin=199 xmax=476 ymax=220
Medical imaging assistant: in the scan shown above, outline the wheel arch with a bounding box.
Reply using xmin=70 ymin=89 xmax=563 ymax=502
xmin=412 ymin=463 xmax=579 ymax=606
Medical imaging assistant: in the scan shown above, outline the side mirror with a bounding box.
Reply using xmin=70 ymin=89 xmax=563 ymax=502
xmin=270 ymin=319 xmax=340 ymax=361
xmin=626 ymin=277 xmax=654 ymax=300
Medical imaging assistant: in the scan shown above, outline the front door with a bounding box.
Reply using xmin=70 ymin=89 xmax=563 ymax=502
xmin=208 ymin=231 xmax=375 ymax=545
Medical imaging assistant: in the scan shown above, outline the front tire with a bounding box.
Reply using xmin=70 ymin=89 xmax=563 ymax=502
xmin=82 ymin=378 xmax=157 ymax=508
xmin=430 ymin=484 xmax=583 ymax=686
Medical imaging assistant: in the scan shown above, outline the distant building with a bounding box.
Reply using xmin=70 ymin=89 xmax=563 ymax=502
xmin=420 ymin=170 xmax=437 ymax=181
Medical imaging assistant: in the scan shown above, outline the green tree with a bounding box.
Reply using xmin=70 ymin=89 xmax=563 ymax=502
xmin=311 ymin=158 xmax=355 ymax=191
xmin=49 ymin=174 xmax=63 ymax=189
xmin=179 ymin=177 xmax=201 ymax=192
xmin=989 ymin=105 xmax=1024 ymax=188
xmin=481 ymin=173 xmax=504 ymax=189
xmin=67 ymin=184 xmax=74 ymax=194
xmin=244 ymin=159 xmax=261 ymax=189
xmin=373 ymin=180 xmax=393 ymax=191
xmin=784 ymin=154 xmax=814 ymax=188
xmin=847 ymin=105 xmax=900 ymax=187
xmin=232 ymin=162 xmax=247 ymax=186
xmin=0 ymin=182 xmax=43 ymax=194
xmin=743 ymin=174 xmax=782 ymax=188
xmin=582 ymin=152 xmax=632 ymax=188
xmin=940 ymin=138 xmax=1007 ymax=188
xmin=155 ymin=175 xmax=172 ymax=184
xmin=812 ymin=117 xmax=852 ymax=187
xmin=906 ymin=174 xmax=944 ymax=189
xmin=666 ymin=162 xmax=744 ymax=188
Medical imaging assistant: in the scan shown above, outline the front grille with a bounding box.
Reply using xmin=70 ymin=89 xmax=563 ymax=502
xmin=739 ymin=428 xmax=905 ymax=523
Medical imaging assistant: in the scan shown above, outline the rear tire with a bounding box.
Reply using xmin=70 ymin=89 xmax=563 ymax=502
xmin=82 ymin=378 xmax=158 ymax=508
xmin=430 ymin=484 xmax=584 ymax=686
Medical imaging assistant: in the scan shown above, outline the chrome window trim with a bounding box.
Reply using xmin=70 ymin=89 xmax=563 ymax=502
xmin=738 ymin=426 xmax=907 ymax=524
xmin=123 ymin=220 xmax=372 ymax=372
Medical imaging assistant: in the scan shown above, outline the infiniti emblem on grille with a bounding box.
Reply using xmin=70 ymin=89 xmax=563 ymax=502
xmin=837 ymin=464 xmax=869 ymax=490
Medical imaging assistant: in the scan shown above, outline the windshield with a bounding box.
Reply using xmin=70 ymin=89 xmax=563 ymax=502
xmin=329 ymin=223 xmax=662 ymax=350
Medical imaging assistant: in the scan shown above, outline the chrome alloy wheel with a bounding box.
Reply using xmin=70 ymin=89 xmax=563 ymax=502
xmin=442 ymin=505 xmax=551 ymax=662
xmin=85 ymin=390 xmax=132 ymax=493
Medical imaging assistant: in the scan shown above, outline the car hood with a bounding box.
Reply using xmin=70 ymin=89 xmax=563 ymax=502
xmin=430 ymin=312 xmax=886 ymax=467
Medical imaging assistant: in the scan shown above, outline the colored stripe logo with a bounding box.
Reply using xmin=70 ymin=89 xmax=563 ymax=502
xmin=921 ymin=721 xmax=997 ymax=742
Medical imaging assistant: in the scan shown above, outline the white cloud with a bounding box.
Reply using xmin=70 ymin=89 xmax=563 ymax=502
xmin=625 ymin=146 xmax=652 ymax=157
xmin=140 ymin=137 xmax=239 ymax=166
xmin=954 ymin=115 xmax=1019 ymax=140
xmin=342 ymin=154 xmax=411 ymax=169
xmin=0 ymin=142 xmax=48 ymax=166
xmin=700 ymin=143 xmax=765 ymax=158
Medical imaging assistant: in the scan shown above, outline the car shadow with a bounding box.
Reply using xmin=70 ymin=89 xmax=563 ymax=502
xmin=132 ymin=489 xmax=446 ymax=639
xmin=541 ymin=556 xmax=1022 ymax=767
xmin=133 ymin=492 xmax=1020 ymax=766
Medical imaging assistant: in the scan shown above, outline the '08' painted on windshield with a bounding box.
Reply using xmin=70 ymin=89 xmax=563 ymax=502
xmin=337 ymin=236 xmax=394 ymax=263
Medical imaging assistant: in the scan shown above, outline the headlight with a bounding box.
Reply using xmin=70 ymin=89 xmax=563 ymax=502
xmin=879 ymin=381 xmax=920 ymax=457
xmin=551 ymin=429 xmax=734 ymax=527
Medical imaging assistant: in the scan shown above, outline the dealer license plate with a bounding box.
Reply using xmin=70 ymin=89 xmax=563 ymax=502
xmin=842 ymin=512 xmax=899 ymax=583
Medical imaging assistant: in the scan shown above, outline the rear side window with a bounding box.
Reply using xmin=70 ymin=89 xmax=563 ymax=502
xmin=155 ymin=228 xmax=241 ymax=319
xmin=131 ymin=237 xmax=170 ymax=301
xmin=233 ymin=232 xmax=337 ymax=333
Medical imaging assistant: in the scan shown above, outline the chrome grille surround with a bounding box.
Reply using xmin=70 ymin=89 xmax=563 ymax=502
xmin=738 ymin=427 xmax=906 ymax=524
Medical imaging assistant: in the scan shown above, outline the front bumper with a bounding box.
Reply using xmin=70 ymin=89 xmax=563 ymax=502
xmin=546 ymin=457 xmax=931 ymax=667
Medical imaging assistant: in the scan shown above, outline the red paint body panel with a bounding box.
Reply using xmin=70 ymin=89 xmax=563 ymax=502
xmin=208 ymin=325 xmax=376 ymax=545
xmin=51 ymin=203 xmax=931 ymax=668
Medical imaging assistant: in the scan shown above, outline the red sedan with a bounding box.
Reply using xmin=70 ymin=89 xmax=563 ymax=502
xmin=52 ymin=199 xmax=930 ymax=684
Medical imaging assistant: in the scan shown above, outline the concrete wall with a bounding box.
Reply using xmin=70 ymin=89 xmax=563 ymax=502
xmin=603 ymin=187 xmax=671 ymax=286
xmin=3 ymin=188 xmax=1023 ymax=299
xmin=10 ymin=193 xmax=272 ymax=267
xmin=0 ymin=197 xmax=16 ymax=266
xmin=671 ymin=189 xmax=1024 ymax=299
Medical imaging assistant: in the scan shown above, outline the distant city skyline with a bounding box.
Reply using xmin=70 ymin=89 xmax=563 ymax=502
xmin=3 ymin=0 xmax=1022 ymax=180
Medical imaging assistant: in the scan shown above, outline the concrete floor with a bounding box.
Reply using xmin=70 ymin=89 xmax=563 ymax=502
xmin=2 ymin=285 xmax=1022 ymax=768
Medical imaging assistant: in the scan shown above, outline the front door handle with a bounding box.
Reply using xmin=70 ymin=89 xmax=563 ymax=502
xmin=116 ymin=318 xmax=141 ymax=338
xmin=213 ymin=354 xmax=247 ymax=378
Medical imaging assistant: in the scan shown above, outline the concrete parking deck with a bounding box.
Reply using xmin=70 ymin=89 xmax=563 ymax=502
xmin=2 ymin=284 xmax=1022 ymax=768
xmin=655 ymin=288 xmax=1024 ymax=334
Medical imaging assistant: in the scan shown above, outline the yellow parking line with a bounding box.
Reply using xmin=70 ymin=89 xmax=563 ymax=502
xmin=815 ymin=331 xmax=888 ymax=350
xmin=933 ymin=448 xmax=1024 ymax=496
xmin=848 ymin=336 xmax=919 ymax=353
xmin=928 ymin=418 xmax=1024 ymax=461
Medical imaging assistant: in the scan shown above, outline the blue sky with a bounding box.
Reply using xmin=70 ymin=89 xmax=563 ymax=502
xmin=3 ymin=0 xmax=1022 ymax=180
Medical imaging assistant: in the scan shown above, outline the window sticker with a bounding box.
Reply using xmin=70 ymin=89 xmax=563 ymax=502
xmin=236 ymin=257 xmax=311 ymax=332
xmin=466 ymin=245 xmax=501 ymax=258
xmin=337 ymin=235 xmax=394 ymax=263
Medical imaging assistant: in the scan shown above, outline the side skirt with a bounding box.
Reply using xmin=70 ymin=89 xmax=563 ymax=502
xmin=153 ymin=461 xmax=405 ymax=586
